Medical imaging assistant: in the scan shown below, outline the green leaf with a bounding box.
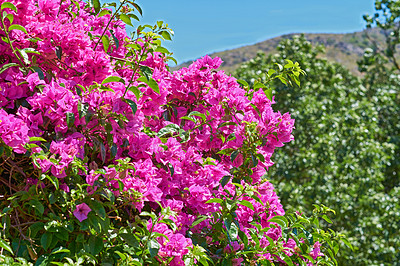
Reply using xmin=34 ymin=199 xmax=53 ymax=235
xmin=267 ymin=215 xmax=288 ymax=228
xmin=89 ymin=200 xmax=106 ymax=219
xmin=0 ymin=63 xmax=18 ymax=74
xmin=32 ymin=66 xmax=45 ymax=80
xmin=251 ymin=153 xmax=258 ymax=168
xmin=93 ymin=0 xmax=100 ymax=14
xmin=0 ymin=239 xmax=13 ymax=255
xmin=100 ymin=142 xmax=106 ymax=163
xmin=101 ymin=34 xmax=110 ymax=52
xmin=29 ymin=136 xmax=46 ymax=143
xmin=148 ymin=239 xmax=160 ymax=258
xmin=51 ymin=247 xmax=70 ymax=255
xmin=157 ymin=124 xmax=180 ymax=138
xmin=161 ymin=30 xmax=172 ymax=41
xmin=237 ymin=79 xmax=249 ymax=89
xmin=111 ymin=143 xmax=117 ymax=157
xmin=188 ymin=111 xmax=206 ymax=122
xmin=238 ymin=200 xmax=255 ymax=211
xmin=128 ymin=86 xmax=141 ymax=100
xmin=282 ymin=252 xmax=294 ymax=266
xmin=8 ymin=24 xmax=27 ymax=34
xmin=125 ymin=99 xmax=137 ymax=115
xmin=88 ymin=235 xmax=103 ymax=255
xmin=66 ymin=112 xmax=75 ymax=128
xmin=18 ymin=49 xmax=30 ymax=64
xmin=132 ymin=3 xmax=142 ymax=16
xmin=155 ymin=46 xmax=170 ymax=54
xmin=1 ymin=2 xmax=17 ymax=12
xmin=147 ymin=77 xmax=160 ymax=94
xmin=46 ymin=175 xmax=59 ymax=190
xmin=340 ymin=237 xmax=354 ymax=251
xmin=180 ymin=116 xmax=196 ymax=123
xmin=109 ymin=30 xmax=119 ymax=50
xmin=191 ymin=215 xmax=208 ymax=227
xmin=264 ymin=88 xmax=273 ymax=101
xmin=101 ymin=76 xmax=125 ymax=85
xmin=322 ymin=214 xmax=332 ymax=224
xmin=230 ymin=150 xmax=239 ymax=162
xmin=168 ymin=163 xmax=174 ymax=176
xmin=228 ymin=222 xmax=239 ymax=240
xmin=41 ymin=232 xmax=53 ymax=251
xmin=98 ymin=9 xmax=111 ymax=17
xmin=128 ymin=13 xmax=140 ymax=22
xmin=3 ymin=11 xmax=14 ymax=24
xmin=29 ymin=199 xmax=44 ymax=215
xmin=120 ymin=233 xmax=139 ymax=247
xmin=220 ymin=175 xmax=231 ymax=187
xmin=120 ymin=13 xmax=133 ymax=26
xmin=253 ymin=81 xmax=267 ymax=90
xmin=55 ymin=46 xmax=62 ymax=60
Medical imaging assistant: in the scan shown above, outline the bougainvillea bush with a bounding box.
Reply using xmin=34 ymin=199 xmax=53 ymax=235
xmin=0 ymin=0 xmax=348 ymax=265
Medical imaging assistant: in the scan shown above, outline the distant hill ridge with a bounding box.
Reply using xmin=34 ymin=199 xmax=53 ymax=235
xmin=175 ymin=27 xmax=385 ymax=76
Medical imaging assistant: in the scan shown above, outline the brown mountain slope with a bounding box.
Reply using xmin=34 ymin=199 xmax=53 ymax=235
xmin=175 ymin=27 xmax=386 ymax=76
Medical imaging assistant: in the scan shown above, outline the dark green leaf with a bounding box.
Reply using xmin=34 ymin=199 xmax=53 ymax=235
xmin=148 ymin=239 xmax=160 ymax=258
xmin=120 ymin=233 xmax=139 ymax=247
xmin=89 ymin=200 xmax=106 ymax=219
xmin=55 ymin=46 xmax=62 ymax=60
xmin=32 ymin=66 xmax=45 ymax=80
xmin=132 ymin=3 xmax=142 ymax=15
xmin=66 ymin=112 xmax=75 ymax=128
xmin=41 ymin=232 xmax=53 ymax=251
xmin=230 ymin=150 xmax=239 ymax=162
xmin=109 ymin=30 xmax=119 ymax=49
xmin=111 ymin=143 xmax=117 ymax=157
xmin=100 ymin=142 xmax=106 ymax=163
xmin=125 ymin=98 xmax=137 ymax=115
xmin=88 ymin=235 xmax=103 ymax=255
xmin=46 ymin=175 xmax=59 ymax=190
xmin=220 ymin=175 xmax=231 ymax=187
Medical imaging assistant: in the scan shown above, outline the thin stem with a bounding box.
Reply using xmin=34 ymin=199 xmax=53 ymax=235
xmin=0 ymin=17 xmax=25 ymax=67
xmin=93 ymin=0 xmax=127 ymax=51
xmin=122 ymin=41 xmax=150 ymax=98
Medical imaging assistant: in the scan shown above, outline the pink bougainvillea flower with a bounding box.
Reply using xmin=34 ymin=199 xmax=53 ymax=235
xmin=73 ymin=203 xmax=91 ymax=222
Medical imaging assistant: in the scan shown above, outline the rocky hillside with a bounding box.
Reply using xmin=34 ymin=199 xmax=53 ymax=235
xmin=175 ymin=27 xmax=386 ymax=76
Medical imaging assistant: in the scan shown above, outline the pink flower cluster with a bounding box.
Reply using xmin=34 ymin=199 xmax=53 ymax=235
xmin=0 ymin=0 xmax=319 ymax=264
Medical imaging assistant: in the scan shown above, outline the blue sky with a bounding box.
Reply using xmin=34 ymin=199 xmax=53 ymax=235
xmin=125 ymin=0 xmax=376 ymax=65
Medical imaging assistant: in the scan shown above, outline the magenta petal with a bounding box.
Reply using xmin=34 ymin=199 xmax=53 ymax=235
xmin=73 ymin=203 xmax=91 ymax=222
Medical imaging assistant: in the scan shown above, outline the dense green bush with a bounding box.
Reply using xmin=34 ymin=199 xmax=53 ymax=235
xmin=0 ymin=0 xmax=347 ymax=265
xmin=234 ymin=29 xmax=399 ymax=265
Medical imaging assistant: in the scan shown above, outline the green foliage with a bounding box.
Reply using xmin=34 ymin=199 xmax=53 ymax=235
xmin=234 ymin=33 xmax=400 ymax=265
